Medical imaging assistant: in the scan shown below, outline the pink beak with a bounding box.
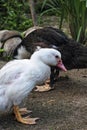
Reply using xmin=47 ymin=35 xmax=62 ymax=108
xmin=57 ymin=59 xmax=67 ymax=72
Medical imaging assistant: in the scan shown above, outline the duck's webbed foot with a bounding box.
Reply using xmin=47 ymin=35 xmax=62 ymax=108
xmin=13 ymin=105 xmax=39 ymax=124
xmin=35 ymin=80 xmax=53 ymax=92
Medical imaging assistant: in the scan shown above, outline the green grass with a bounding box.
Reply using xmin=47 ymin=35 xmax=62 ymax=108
xmin=41 ymin=0 xmax=87 ymax=44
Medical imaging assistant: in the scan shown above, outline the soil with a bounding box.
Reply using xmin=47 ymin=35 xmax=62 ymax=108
xmin=0 ymin=61 xmax=87 ymax=130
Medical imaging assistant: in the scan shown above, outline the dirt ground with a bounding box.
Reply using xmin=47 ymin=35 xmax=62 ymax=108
xmin=0 ymin=61 xmax=87 ymax=130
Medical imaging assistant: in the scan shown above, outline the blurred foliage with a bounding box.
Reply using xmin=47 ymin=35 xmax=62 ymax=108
xmin=41 ymin=0 xmax=87 ymax=44
xmin=0 ymin=49 xmax=4 ymax=53
xmin=1 ymin=0 xmax=87 ymax=44
xmin=0 ymin=0 xmax=33 ymax=31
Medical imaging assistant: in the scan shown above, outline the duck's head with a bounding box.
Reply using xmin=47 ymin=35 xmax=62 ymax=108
xmin=31 ymin=48 xmax=67 ymax=72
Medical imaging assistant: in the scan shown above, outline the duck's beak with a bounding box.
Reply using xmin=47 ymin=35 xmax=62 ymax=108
xmin=57 ymin=59 xmax=67 ymax=72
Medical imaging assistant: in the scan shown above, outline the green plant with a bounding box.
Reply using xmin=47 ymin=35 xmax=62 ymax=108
xmin=65 ymin=0 xmax=87 ymax=44
xmin=41 ymin=0 xmax=87 ymax=44
xmin=0 ymin=49 xmax=4 ymax=53
xmin=0 ymin=0 xmax=33 ymax=31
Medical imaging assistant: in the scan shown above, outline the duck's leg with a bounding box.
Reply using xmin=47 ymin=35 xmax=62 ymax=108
xmin=13 ymin=105 xmax=39 ymax=124
xmin=50 ymin=67 xmax=59 ymax=88
xmin=35 ymin=67 xmax=59 ymax=92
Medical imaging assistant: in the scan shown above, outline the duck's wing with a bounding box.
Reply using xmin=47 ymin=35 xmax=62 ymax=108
xmin=0 ymin=60 xmax=26 ymax=86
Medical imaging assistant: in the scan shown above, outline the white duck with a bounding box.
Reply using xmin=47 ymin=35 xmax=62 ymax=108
xmin=0 ymin=48 xmax=67 ymax=125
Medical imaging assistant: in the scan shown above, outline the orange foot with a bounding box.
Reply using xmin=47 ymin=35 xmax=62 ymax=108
xmin=35 ymin=83 xmax=54 ymax=92
xmin=13 ymin=105 xmax=39 ymax=124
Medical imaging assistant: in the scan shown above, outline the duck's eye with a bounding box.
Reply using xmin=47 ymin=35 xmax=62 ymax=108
xmin=55 ymin=55 xmax=59 ymax=58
